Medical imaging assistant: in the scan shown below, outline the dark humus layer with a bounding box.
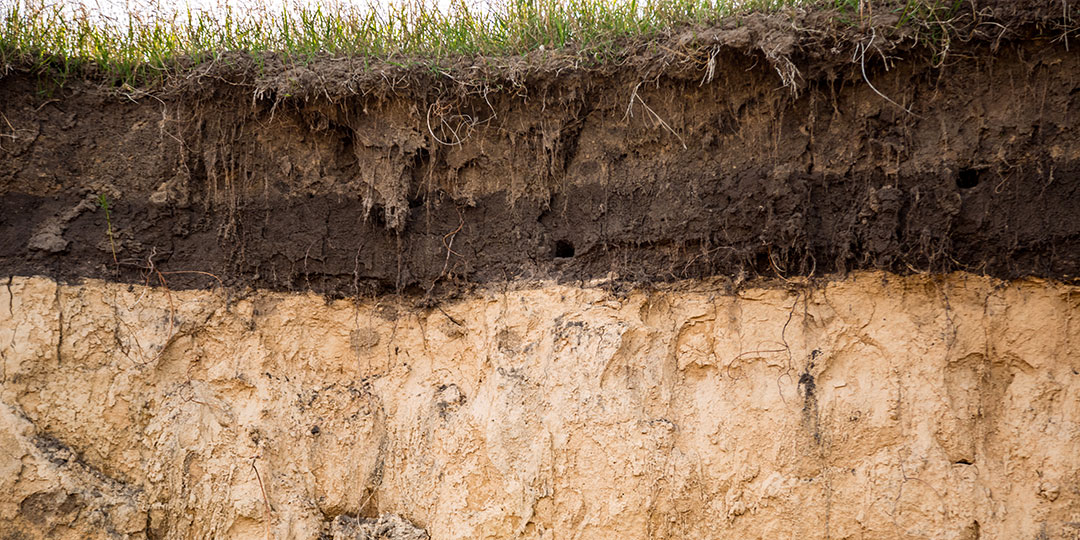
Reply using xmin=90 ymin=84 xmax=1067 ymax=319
xmin=2 ymin=7 xmax=1078 ymax=294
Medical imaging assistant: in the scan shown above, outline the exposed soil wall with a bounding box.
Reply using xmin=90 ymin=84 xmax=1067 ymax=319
xmin=2 ymin=3 xmax=1079 ymax=295
xmin=1 ymin=273 xmax=1079 ymax=539
xmin=3 ymin=2 xmax=1080 ymax=539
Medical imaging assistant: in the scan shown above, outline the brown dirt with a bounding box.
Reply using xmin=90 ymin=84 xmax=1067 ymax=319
xmin=2 ymin=5 xmax=1080 ymax=538
xmin=2 ymin=2 xmax=1079 ymax=296
xmin=1 ymin=272 xmax=1079 ymax=539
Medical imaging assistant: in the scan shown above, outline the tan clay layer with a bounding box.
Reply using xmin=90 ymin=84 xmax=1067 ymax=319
xmin=1 ymin=273 xmax=1079 ymax=538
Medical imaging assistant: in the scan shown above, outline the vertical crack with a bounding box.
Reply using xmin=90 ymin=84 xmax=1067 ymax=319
xmin=2 ymin=277 xmax=13 ymax=384
xmin=54 ymin=282 xmax=63 ymax=366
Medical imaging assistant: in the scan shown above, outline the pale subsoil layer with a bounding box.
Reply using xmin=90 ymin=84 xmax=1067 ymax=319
xmin=1 ymin=272 xmax=1079 ymax=539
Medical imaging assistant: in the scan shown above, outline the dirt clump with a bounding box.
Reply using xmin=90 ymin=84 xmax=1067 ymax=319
xmin=332 ymin=514 xmax=430 ymax=540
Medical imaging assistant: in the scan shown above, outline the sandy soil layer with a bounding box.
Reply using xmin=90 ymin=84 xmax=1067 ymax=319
xmin=1 ymin=272 xmax=1078 ymax=539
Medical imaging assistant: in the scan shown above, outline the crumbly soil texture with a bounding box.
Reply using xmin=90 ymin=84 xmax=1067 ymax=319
xmin=2 ymin=0 xmax=1079 ymax=295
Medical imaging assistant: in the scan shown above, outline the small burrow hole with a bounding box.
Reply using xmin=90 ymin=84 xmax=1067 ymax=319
xmin=956 ymin=168 xmax=980 ymax=189
xmin=554 ymin=240 xmax=575 ymax=259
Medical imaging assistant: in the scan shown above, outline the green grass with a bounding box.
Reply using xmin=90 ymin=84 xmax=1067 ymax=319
xmin=1 ymin=0 xmax=807 ymax=85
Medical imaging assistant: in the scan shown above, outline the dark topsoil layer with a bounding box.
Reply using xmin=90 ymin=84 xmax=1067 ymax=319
xmin=2 ymin=0 xmax=1079 ymax=297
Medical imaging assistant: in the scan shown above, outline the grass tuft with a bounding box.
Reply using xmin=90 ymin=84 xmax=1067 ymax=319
xmin=2 ymin=0 xmax=806 ymax=86
xmin=1 ymin=0 xmax=987 ymax=87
